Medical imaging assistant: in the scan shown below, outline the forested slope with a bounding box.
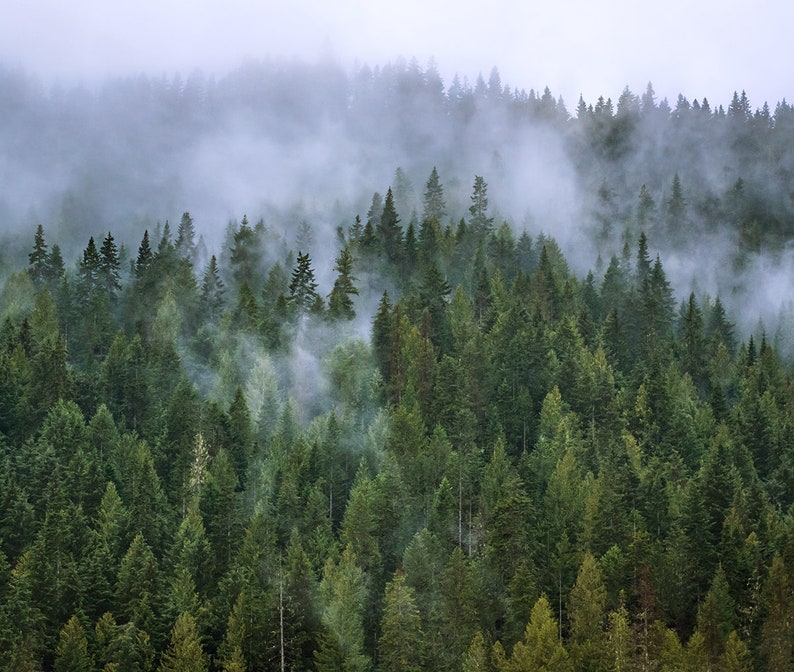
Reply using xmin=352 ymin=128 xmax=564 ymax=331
xmin=2 ymin=59 xmax=794 ymax=671
xmin=1 ymin=170 xmax=794 ymax=671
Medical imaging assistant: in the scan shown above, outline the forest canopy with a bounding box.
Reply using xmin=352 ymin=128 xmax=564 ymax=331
xmin=2 ymin=59 xmax=794 ymax=671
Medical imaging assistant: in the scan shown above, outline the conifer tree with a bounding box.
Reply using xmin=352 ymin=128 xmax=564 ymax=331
xmin=158 ymin=612 xmax=208 ymax=672
xmin=77 ymin=236 xmax=102 ymax=305
xmin=99 ymin=231 xmax=122 ymax=300
xmin=568 ymin=550 xmax=608 ymax=672
xmin=135 ymin=230 xmax=153 ymax=279
xmin=378 ymin=571 xmax=424 ymax=672
xmin=666 ymin=173 xmax=688 ymax=243
xmin=45 ymin=243 xmax=65 ymax=289
xmin=28 ymin=224 xmax=49 ymax=288
xmin=289 ymin=251 xmax=322 ymax=316
xmin=423 ymin=166 xmax=446 ymax=223
xmin=54 ymin=615 xmax=92 ymax=672
xmin=469 ymin=175 xmax=493 ymax=236
xmin=199 ymin=254 xmax=225 ymax=320
xmin=327 ymin=245 xmax=359 ymax=321
xmin=176 ymin=212 xmax=198 ymax=263
xmin=378 ymin=187 xmax=403 ymax=265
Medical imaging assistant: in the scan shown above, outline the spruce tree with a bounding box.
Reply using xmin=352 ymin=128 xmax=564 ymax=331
xmin=54 ymin=615 xmax=92 ymax=672
xmin=176 ymin=212 xmax=197 ymax=263
xmin=199 ymin=254 xmax=225 ymax=320
xmin=468 ymin=175 xmax=493 ymax=236
xmin=423 ymin=166 xmax=446 ymax=223
xmin=378 ymin=571 xmax=424 ymax=672
xmin=28 ymin=224 xmax=49 ymax=288
xmin=157 ymin=612 xmax=208 ymax=672
xmin=99 ymin=231 xmax=121 ymax=301
xmin=135 ymin=230 xmax=153 ymax=279
xmin=378 ymin=187 xmax=403 ymax=265
xmin=327 ymin=245 xmax=359 ymax=321
xmin=289 ymin=251 xmax=322 ymax=316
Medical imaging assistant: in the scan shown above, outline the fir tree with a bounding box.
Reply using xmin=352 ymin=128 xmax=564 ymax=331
xmin=423 ymin=166 xmax=446 ymax=223
xmin=99 ymin=231 xmax=122 ymax=300
xmin=28 ymin=224 xmax=48 ymax=288
xmin=289 ymin=251 xmax=322 ymax=316
xmin=327 ymin=245 xmax=359 ymax=321
xmin=135 ymin=230 xmax=153 ymax=279
xmin=378 ymin=187 xmax=403 ymax=265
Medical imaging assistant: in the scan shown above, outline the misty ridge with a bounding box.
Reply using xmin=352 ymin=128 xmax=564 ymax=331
xmin=2 ymin=56 xmax=794 ymax=348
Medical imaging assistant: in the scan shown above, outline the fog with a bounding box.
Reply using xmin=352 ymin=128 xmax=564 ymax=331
xmin=2 ymin=54 xmax=794 ymax=358
xmin=3 ymin=1 xmax=793 ymax=111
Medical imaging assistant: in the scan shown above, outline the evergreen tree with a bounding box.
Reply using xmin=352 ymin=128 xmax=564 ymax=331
xmin=468 ymin=175 xmax=493 ymax=236
xmin=314 ymin=546 xmax=370 ymax=672
xmin=54 ymin=615 xmax=93 ymax=672
xmin=327 ymin=245 xmax=359 ymax=321
xmin=157 ymin=612 xmax=208 ymax=672
xmin=378 ymin=570 xmax=424 ymax=672
xmin=493 ymin=594 xmax=570 ymax=672
xmin=199 ymin=254 xmax=225 ymax=321
xmin=666 ymin=173 xmax=688 ymax=244
xmin=135 ymin=230 xmax=153 ymax=279
xmin=77 ymin=236 xmax=102 ymax=305
xmin=45 ymin=243 xmax=65 ymax=290
xmin=378 ymin=187 xmax=403 ymax=265
xmin=99 ymin=231 xmax=122 ymax=300
xmin=28 ymin=224 xmax=49 ymax=289
xmin=289 ymin=251 xmax=322 ymax=316
xmin=423 ymin=166 xmax=446 ymax=223
xmin=176 ymin=212 xmax=198 ymax=263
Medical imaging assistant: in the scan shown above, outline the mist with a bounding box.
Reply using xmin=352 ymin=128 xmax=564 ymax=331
xmin=2 ymin=57 xmax=794 ymax=358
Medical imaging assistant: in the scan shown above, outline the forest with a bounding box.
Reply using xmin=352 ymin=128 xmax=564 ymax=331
xmin=2 ymin=59 xmax=794 ymax=671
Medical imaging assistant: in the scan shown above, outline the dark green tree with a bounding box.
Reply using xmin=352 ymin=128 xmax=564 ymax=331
xmin=327 ymin=245 xmax=359 ymax=321
xmin=99 ymin=231 xmax=122 ymax=301
xmin=468 ymin=175 xmax=493 ymax=236
xmin=28 ymin=224 xmax=49 ymax=289
xmin=378 ymin=187 xmax=404 ymax=265
xmin=289 ymin=251 xmax=323 ymax=316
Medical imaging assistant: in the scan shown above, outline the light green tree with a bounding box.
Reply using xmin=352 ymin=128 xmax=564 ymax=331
xmin=157 ymin=612 xmax=208 ymax=672
xmin=378 ymin=571 xmax=423 ymax=672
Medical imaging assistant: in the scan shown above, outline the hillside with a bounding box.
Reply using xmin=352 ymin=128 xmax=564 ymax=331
xmin=1 ymin=60 xmax=794 ymax=670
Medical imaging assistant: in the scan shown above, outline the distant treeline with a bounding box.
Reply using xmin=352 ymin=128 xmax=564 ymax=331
xmin=1 ymin=58 xmax=793 ymax=262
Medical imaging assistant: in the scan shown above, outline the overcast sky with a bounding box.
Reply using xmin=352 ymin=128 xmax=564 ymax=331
xmin=2 ymin=0 xmax=793 ymax=109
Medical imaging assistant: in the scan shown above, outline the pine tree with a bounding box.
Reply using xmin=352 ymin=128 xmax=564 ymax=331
xmin=314 ymin=546 xmax=370 ymax=672
xmin=289 ymin=251 xmax=322 ymax=316
xmin=327 ymin=245 xmax=359 ymax=321
xmin=378 ymin=187 xmax=403 ymax=265
xmin=99 ymin=231 xmax=122 ymax=300
xmin=666 ymin=173 xmax=688 ymax=244
xmin=568 ymin=550 xmax=607 ymax=672
xmin=468 ymin=175 xmax=493 ymax=236
xmin=135 ymin=230 xmax=153 ymax=279
xmin=176 ymin=212 xmax=198 ymax=263
xmin=378 ymin=571 xmax=424 ymax=672
xmin=28 ymin=224 xmax=49 ymax=288
xmin=158 ymin=612 xmax=208 ymax=672
xmin=77 ymin=236 xmax=102 ymax=305
xmin=45 ymin=243 xmax=65 ymax=290
xmin=54 ymin=615 xmax=93 ymax=672
xmin=199 ymin=254 xmax=225 ymax=320
xmin=494 ymin=594 xmax=570 ymax=672
xmin=423 ymin=166 xmax=446 ymax=223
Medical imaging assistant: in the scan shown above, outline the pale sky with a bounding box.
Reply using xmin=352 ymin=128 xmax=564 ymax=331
xmin=2 ymin=0 xmax=793 ymax=109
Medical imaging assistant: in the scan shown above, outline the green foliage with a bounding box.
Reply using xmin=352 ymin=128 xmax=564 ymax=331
xmin=4 ymin=151 xmax=794 ymax=670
